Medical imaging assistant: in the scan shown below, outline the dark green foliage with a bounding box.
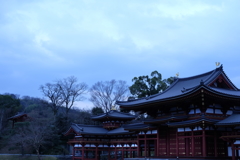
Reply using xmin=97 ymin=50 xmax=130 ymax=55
xmin=91 ymin=107 xmax=104 ymax=115
xmin=69 ymin=108 xmax=94 ymax=125
xmin=0 ymin=93 xmax=98 ymax=155
xmin=0 ymin=94 xmax=21 ymax=135
xmin=20 ymin=96 xmax=49 ymax=113
xmin=129 ymin=71 xmax=174 ymax=98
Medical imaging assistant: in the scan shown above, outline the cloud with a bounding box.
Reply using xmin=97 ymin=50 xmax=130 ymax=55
xmin=129 ymin=0 xmax=223 ymax=20
xmin=1 ymin=0 xmax=240 ymax=107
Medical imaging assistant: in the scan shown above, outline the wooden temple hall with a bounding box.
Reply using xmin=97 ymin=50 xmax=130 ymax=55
xmin=65 ymin=65 xmax=240 ymax=160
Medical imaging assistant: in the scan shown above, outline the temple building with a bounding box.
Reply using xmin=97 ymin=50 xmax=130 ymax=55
xmin=65 ymin=65 xmax=240 ymax=160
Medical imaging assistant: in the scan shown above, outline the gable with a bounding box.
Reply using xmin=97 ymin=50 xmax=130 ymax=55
xmin=208 ymin=74 xmax=235 ymax=90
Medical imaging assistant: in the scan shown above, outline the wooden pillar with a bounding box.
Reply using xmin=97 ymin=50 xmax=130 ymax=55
xmin=186 ymin=138 xmax=189 ymax=156
xmin=108 ymin=145 xmax=110 ymax=160
xmin=130 ymin=144 xmax=133 ymax=158
xmin=191 ymin=128 xmax=194 ymax=157
xmin=114 ymin=144 xmax=117 ymax=159
xmin=236 ymin=146 xmax=239 ymax=160
xmin=157 ymin=128 xmax=159 ymax=157
xmin=137 ymin=134 xmax=140 ymax=157
xmin=214 ymin=129 xmax=218 ymax=157
xmin=82 ymin=143 xmax=84 ymax=160
xmin=167 ymin=128 xmax=170 ymax=156
xmin=176 ymin=131 xmax=179 ymax=158
xmin=144 ymin=132 xmax=147 ymax=157
xmin=232 ymin=143 xmax=236 ymax=160
xmin=95 ymin=144 xmax=98 ymax=160
xmin=72 ymin=145 xmax=75 ymax=160
xmin=202 ymin=127 xmax=206 ymax=157
xmin=122 ymin=144 xmax=124 ymax=159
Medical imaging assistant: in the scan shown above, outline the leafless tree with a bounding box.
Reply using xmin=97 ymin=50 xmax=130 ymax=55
xmin=57 ymin=76 xmax=88 ymax=116
xmin=12 ymin=111 xmax=54 ymax=160
xmin=89 ymin=80 xmax=129 ymax=112
xmin=39 ymin=83 xmax=63 ymax=115
xmin=40 ymin=76 xmax=88 ymax=117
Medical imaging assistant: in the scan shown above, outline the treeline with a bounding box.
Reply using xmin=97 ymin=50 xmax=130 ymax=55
xmin=0 ymin=94 xmax=103 ymax=158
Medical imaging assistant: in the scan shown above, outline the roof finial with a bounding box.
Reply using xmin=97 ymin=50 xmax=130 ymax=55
xmin=111 ymin=105 xmax=116 ymax=110
xmin=176 ymin=72 xmax=179 ymax=77
xmin=215 ymin=62 xmax=221 ymax=68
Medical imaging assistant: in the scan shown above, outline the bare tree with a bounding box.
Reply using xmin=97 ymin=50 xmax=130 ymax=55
xmin=12 ymin=110 xmax=54 ymax=160
xmin=39 ymin=83 xmax=63 ymax=115
xmin=58 ymin=76 xmax=88 ymax=116
xmin=40 ymin=76 xmax=88 ymax=117
xmin=89 ymin=80 xmax=129 ymax=112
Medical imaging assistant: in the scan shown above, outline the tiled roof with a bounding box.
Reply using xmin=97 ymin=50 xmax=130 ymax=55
xmin=91 ymin=110 xmax=136 ymax=120
xmin=66 ymin=123 xmax=135 ymax=135
xmin=71 ymin=124 xmax=108 ymax=135
xmin=144 ymin=115 xmax=189 ymax=124
xmin=107 ymin=127 xmax=134 ymax=135
xmin=8 ymin=113 xmax=27 ymax=120
xmin=216 ymin=111 xmax=240 ymax=126
xmin=123 ymin=122 xmax=158 ymax=131
xmin=168 ymin=114 xmax=220 ymax=127
xmin=117 ymin=65 xmax=240 ymax=107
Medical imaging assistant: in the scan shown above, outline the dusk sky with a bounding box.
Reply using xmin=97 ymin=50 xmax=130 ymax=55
xmin=1 ymin=0 xmax=240 ymax=109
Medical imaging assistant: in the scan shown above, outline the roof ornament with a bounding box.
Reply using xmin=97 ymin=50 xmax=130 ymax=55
xmin=200 ymin=79 xmax=204 ymax=85
xmin=181 ymin=87 xmax=186 ymax=93
xmin=176 ymin=72 xmax=179 ymax=77
xmin=111 ymin=105 xmax=116 ymax=110
xmin=215 ymin=62 xmax=221 ymax=68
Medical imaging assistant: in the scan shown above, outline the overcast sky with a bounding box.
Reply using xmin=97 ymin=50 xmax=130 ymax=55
xmin=1 ymin=0 xmax=240 ymax=109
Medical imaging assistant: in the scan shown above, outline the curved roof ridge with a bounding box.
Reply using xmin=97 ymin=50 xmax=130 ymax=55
xmin=203 ymin=65 xmax=238 ymax=90
xmin=205 ymin=86 xmax=240 ymax=98
xmin=109 ymin=110 xmax=135 ymax=116
xmin=76 ymin=124 xmax=103 ymax=127
xmin=202 ymin=67 xmax=220 ymax=84
xmin=144 ymin=78 xmax=180 ymax=100
xmin=219 ymin=67 xmax=239 ymax=90
xmin=177 ymin=68 xmax=216 ymax=81
xmin=144 ymin=66 xmax=224 ymax=100
xmin=117 ymin=78 xmax=180 ymax=103
xmin=91 ymin=110 xmax=136 ymax=120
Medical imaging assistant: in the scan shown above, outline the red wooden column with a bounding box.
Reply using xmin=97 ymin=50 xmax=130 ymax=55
xmin=157 ymin=129 xmax=160 ymax=157
xmin=167 ymin=128 xmax=170 ymax=156
xmin=214 ymin=129 xmax=218 ymax=157
xmin=122 ymin=143 xmax=124 ymax=159
xmin=81 ymin=143 xmax=85 ymax=160
xmin=130 ymin=144 xmax=132 ymax=158
xmin=191 ymin=128 xmax=194 ymax=157
xmin=137 ymin=134 xmax=140 ymax=157
xmin=144 ymin=132 xmax=147 ymax=157
xmin=95 ymin=144 xmax=98 ymax=160
xmin=176 ymin=131 xmax=179 ymax=158
xmin=186 ymin=138 xmax=189 ymax=157
xmin=232 ymin=143 xmax=236 ymax=160
xmin=108 ymin=145 xmax=110 ymax=160
xmin=202 ymin=127 xmax=206 ymax=157
xmin=236 ymin=145 xmax=239 ymax=159
xmin=114 ymin=144 xmax=117 ymax=159
xmin=72 ymin=145 xmax=75 ymax=160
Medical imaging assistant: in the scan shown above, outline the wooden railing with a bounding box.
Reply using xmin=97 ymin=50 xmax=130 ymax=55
xmin=68 ymin=138 xmax=138 ymax=144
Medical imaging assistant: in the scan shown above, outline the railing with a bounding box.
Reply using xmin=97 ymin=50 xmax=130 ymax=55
xmin=103 ymin=123 xmax=121 ymax=128
xmin=68 ymin=138 xmax=138 ymax=144
xmin=222 ymin=132 xmax=240 ymax=136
